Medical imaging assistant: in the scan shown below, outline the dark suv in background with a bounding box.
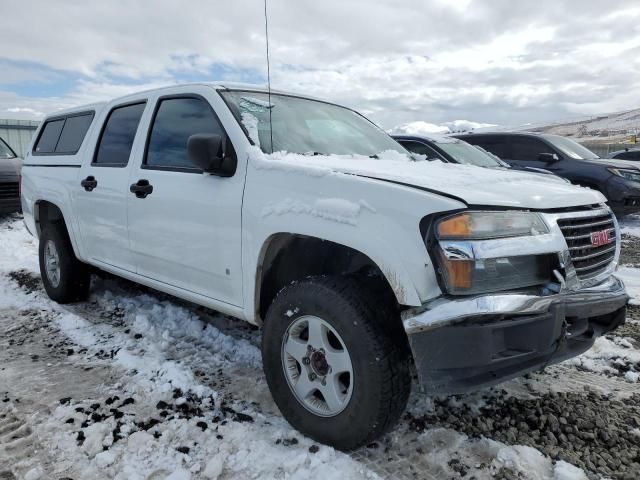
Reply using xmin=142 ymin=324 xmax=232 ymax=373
xmin=609 ymin=148 xmax=640 ymax=161
xmin=393 ymin=132 xmax=564 ymax=179
xmin=456 ymin=132 xmax=640 ymax=217
xmin=0 ymin=136 xmax=22 ymax=214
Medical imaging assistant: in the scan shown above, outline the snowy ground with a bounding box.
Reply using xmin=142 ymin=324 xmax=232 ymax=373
xmin=0 ymin=214 xmax=639 ymax=480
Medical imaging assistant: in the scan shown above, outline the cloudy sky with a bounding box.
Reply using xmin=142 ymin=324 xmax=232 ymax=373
xmin=1 ymin=0 xmax=639 ymax=130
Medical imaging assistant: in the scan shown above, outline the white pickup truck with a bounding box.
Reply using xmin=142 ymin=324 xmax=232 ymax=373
xmin=20 ymin=83 xmax=628 ymax=450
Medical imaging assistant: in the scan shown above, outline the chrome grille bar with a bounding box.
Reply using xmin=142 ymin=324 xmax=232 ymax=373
xmin=556 ymin=210 xmax=617 ymax=280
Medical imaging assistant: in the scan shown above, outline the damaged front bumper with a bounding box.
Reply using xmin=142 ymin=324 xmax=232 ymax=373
xmin=403 ymin=271 xmax=629 ymax=395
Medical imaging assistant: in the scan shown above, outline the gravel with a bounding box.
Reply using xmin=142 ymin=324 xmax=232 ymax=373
xmin=405 ymin=390 xmax=640 ymax=479
xmin=620 ymin=234 xmax=640 ymax=267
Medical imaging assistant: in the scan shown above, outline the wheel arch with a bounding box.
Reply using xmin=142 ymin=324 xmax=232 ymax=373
xmin=33 ymin=200 xmax=82 ymax=259
xmin=253 ymin=232 xmax=418 ymax=325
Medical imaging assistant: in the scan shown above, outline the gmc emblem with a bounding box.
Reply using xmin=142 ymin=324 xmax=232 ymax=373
xmin=591 ymin=229 xmax=613 ymax=247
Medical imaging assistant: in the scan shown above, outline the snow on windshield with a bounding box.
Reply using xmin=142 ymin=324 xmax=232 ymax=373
xmin=240 ymin=96 xmax=274 ymax=110
xmin=222 ymin=90 xmax=408 ymax=157
xmin=241 ymin=112 xmax=261 ymax=147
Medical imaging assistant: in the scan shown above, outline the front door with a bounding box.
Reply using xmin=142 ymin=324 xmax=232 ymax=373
xmin=126 ymin=89 xmax=244 ymax=306
xmin=75 ymin=101 xmax=147 ymax=272
xmin=507 ymin=136 xmax=561 ymax=171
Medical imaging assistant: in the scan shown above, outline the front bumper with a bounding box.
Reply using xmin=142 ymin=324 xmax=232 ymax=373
xmin=0 ymin=197 xmax=21 ymax=214
xmin=605 ymin=176 xmax=640 ymax=216
xmin=0 ymin=179 xmax=21 ymax=214
xmin=403 ymin=270 xmax=629 ymax=394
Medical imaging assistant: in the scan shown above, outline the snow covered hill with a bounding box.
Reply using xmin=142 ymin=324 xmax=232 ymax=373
xmin=526 ymin=108 xmax=640 ymax=142
xmin=390 ymin=119 xmax=497 ymax=135
xmin=390 ymin=107 xmax=640 ymax=142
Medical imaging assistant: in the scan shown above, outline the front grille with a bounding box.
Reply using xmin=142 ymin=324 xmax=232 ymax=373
xmin=0 ymin=182 xmax=19 ymax=199
xmin=557 ymin=212 xmax=617 ymax=279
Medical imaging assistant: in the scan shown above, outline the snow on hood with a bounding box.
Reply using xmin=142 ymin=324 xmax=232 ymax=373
xmin=251 ymin=148 xmax=605 ymax=209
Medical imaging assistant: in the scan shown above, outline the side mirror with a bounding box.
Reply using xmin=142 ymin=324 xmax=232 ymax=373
xmin=538 ymin=152 xmax=559 ymax=163
xmin=187 ymin=134 xmax=236 ymax=176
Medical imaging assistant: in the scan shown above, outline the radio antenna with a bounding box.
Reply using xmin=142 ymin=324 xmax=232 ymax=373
xmin=264 ymin=0 xmax=274 ymax=153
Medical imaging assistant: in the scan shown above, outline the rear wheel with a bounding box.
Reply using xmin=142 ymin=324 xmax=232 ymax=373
xmin=39 ymin=226 xmax=90 ymax=303
xmin=262 ymin=276 xmax=411 ymax=450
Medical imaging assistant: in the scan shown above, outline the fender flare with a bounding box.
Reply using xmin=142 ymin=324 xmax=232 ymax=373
xmin=33 ymin=199 xmax=84 ymax=260
xmin=250 ymin=231 xmax=423 ymax=323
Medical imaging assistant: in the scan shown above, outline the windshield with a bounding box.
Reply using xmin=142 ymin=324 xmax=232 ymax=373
xmin=0 ymin=138 xmax=15 ymax=159
xmin=542 ymin=134 xmax=599 ymax=160
xmin=220 ymin=90 xmax=408 ymax=157
xmin=435 ymin=138 xmax=504 ymax=168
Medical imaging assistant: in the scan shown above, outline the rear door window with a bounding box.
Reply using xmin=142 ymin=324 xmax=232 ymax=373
xmin=55 ymin=113 xmax=94 ymax=154
xmin=145 ymin=97 xmax=224 ymax=170
xmin=510 ymin=137 xmax=555 ymax=161
xmin=34 ymin=119 xmax=65 ymax=153
xmin=464 ymin=136 xmax=511 ymax=159
xmin=94 ymin=103 xmax=146 ymax=166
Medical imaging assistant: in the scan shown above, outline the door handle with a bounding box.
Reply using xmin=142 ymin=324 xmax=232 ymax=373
xmin=80 ymin=176 xmax=98 ymax=192
xmin=130 ymin=179 xmax=153 ymax=198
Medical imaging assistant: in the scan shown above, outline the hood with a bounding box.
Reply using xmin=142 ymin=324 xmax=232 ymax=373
xmin=580 ymin=158 xmax=640 ymax=170
xmin=0 ymin=157 xmax=21 ymax=180
xmin=263 ymin=151 xmax=605 ymax=209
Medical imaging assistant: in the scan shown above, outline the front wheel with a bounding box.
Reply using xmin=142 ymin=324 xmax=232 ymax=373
xmin=262 ymin=276 xmax=411 ymax=450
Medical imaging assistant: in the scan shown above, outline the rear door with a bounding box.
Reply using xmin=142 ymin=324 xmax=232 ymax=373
xmin=467 ymin=135 xmax=561 ymax=171
xmin=126 ymin=86 xmax=244 ymax=306
xmin=75 ymin=101 xmax=147 ymax=271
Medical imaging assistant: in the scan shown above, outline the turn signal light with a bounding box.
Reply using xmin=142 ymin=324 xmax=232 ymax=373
xmin=441 ymin=258 xmax=472 ymax=289
xmin=437 ymin=213 xmax=472 ymax=238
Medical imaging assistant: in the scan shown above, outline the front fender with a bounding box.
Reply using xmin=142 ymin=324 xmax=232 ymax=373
xmin=241 ymin=157 xmax=466 ymax=323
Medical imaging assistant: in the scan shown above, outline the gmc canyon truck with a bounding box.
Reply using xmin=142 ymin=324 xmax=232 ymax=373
xmin=21 ymin=84 xmax=628 ymax=450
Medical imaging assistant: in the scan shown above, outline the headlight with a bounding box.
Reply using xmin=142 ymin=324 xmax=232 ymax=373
xmin=436 ymin=211 xmax=549 ymax=240
xmin=434 ymin=211 xmax=552 ymax=295
xmin=608 ymin=167 xmax=640 ymax=183
xmin=437 ymin=249 xmax=554 ymax=295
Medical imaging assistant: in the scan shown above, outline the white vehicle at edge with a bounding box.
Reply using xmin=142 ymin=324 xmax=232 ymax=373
xmin=20 ymin=83 xmax=628 ymax=450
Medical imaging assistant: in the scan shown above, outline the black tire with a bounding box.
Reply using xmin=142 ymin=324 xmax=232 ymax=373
xmin=38 ymin=225 xmax=90 ymax=303
xmin=262 ymin=276 xmax=411 ymax=450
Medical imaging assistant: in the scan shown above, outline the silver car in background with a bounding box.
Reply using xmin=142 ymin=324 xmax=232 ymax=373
xmin=0 ymin=136 xmax=22 ymax=214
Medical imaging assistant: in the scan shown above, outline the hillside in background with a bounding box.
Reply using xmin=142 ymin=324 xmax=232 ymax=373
xmin=389 ymin=119 xmax=497 ymax=135
xmin=527 ymin=108 xmax=640 ymax=143
xmin=520 ymin=108 xmax=640 ymax=157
